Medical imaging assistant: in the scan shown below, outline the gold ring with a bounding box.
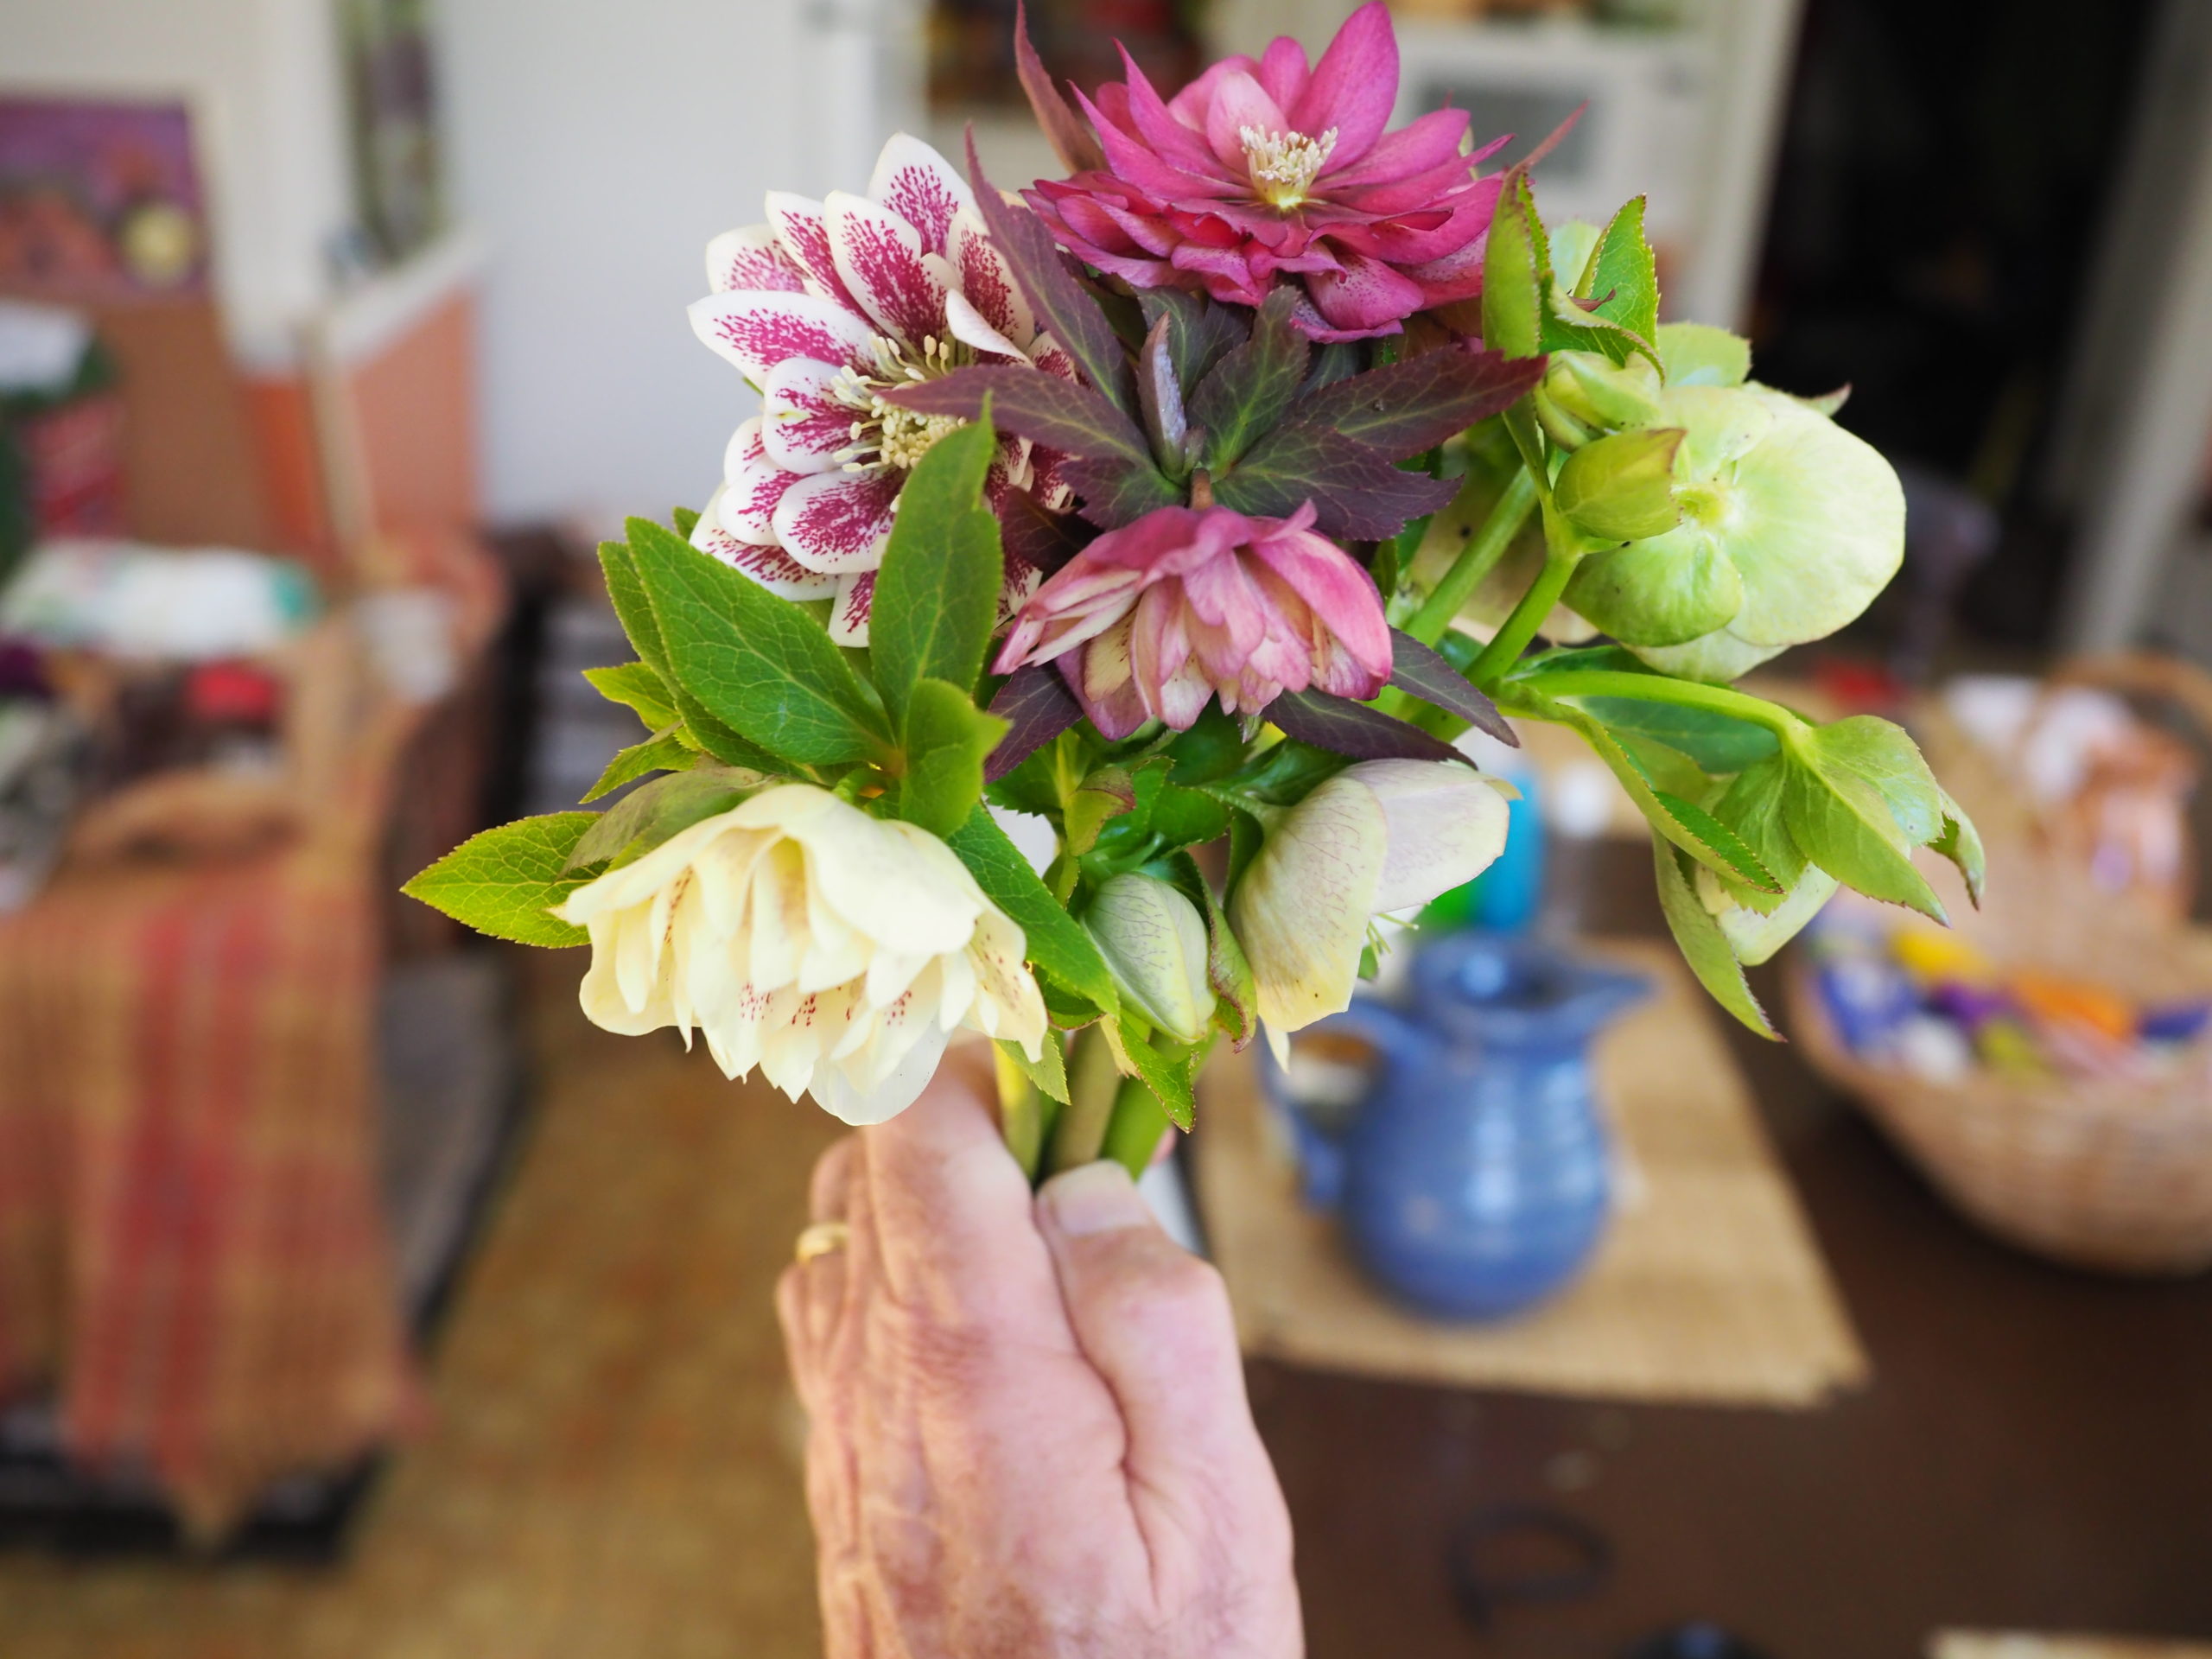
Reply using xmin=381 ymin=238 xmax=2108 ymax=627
xmin=794 ymin=1220 xmax=851 ymax=1265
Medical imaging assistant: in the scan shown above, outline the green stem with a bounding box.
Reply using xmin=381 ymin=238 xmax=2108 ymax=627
xmin=1507 ymin=669 xmax=1811 ymax=738
xmin=1468 ymin=544 xmax=1576 ymax=688
xmin=1048 ymin=1024 xmax=1122 ymax=1175
xmin=994 ymin=1045 xmax=1047 ymax=1181
xmin=1102 ymin=1077 xmax=1173 ymax=1179
xmin=1403 ymin=468 xmax=1539 ymax=647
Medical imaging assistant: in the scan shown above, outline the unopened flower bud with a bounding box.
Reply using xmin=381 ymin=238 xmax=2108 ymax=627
xmin=1694 ymin=862 xmax=1840 ymax=966
xmin=1084 ymin=873 xmax=1215 ymax=1044
xmin=1230 ymin=760 xmax=1510 ymax=1034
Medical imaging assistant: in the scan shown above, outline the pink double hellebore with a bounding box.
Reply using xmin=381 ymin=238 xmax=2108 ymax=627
xmin=993 ymin=501 xmax=1393 ymax=740
xmin=1027 ymin=2 xmax=1507 ymax=341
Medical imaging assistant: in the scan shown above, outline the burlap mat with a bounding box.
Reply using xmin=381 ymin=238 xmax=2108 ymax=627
xmin=1193 ymin=939 xmax=1868 ymax=1407
xmin=1934 ymin=1638 xmax=2212 ymax=1659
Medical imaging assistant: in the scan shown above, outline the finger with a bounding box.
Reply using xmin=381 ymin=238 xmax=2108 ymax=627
xmin=1035 ymin=1162 xmax=1278 ymax=1505
xmin=795 ymin=1136 xmax=858 ymax=1355
xmin=810 ymin=1134 xmax=858 ymax=1221
xmin=857 ymin=1046 xmax=1070 ymax=1339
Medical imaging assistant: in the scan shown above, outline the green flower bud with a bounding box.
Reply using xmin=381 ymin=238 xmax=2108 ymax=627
xmin=1561 ymin=384 xmax=1904 ymax=683
xmin=1554 ymin=426 xmax=1686 ymax=543
xmin=1084 ymin=873 xmax=1215 ymax=1045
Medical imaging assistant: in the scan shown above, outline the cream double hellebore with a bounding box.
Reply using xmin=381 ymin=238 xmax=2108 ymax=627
xmin=555 ymin=785 xmax=1047 ymax=1125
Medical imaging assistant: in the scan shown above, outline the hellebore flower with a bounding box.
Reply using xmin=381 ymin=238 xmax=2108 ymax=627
xmin=554 ymin=784 xmax=1046 ymax=1125
xmin=1084 ymin=872 xmax=1217 ymax=1044
xmin=1560 ymin=381 xmax=1905 ymax=684
xmin=1026 ymin=2 xmax=1509 ymax=340
xmin=1231 ymin=759 xmax=1510 ymax=1035
xmin=992 ymin=500 xmax=1392 ymax=739
xmin=689 ymin=133 xmax=1074 ymax=644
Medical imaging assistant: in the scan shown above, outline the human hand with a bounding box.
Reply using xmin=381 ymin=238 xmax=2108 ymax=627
xmin=777 ymin=1047 xmax=1301 ymax=1657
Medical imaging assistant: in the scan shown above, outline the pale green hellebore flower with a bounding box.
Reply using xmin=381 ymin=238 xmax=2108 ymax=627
xmin=1084 ymin=872 xmax=1216 ymax=1045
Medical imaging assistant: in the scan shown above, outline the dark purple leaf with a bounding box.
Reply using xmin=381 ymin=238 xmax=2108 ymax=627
xmin=1264 ymin=690 xmax=1476 ymax=767
xmin=1059 ymin=454 xmax=1185 ymax=529
xmin=996 ymin=488 xmax=1090 ymax=582
xmin=1014 ymin=0 xmax=1104 ymax=174
xmin=966 ymin=136 xmax=1135 ymax=417
xmin=1139 ymin=289 xmax=1248 ymax=392
xmin=1211 ymin=422 xmax=1459 ymax=540
xmin=1190 ymin=289 xmax=1309 ymax=472
xmin=1300 ymin=341 xmax=1362 ymax=397
xmin=1136 ymin=315 xmax=1190 ymax=469
xmin=1292 ymin=343 xmax=1548 ymax=461
xmin=1387 ymin=628 xmax=1517 ymax=745
xmin=984 ymin=666 xmax=1084 ymax=782
xmin=889 ymin=365 xmax=1147 ymax=465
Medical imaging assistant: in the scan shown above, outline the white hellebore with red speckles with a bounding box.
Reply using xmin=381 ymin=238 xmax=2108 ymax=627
xmin=554 ymin=784 xmax=1047 ymax=1125
xmin=688 ymin=134 xmax=1076 ymax=645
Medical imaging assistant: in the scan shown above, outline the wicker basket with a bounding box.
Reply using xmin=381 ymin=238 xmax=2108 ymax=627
xmin=1784 ymin=655 xmax=2212 ymax=1276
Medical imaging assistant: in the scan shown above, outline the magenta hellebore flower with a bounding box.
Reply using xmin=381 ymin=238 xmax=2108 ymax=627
xmin=1027 ymin=3 xmax=1508 ymax=341
xmin=993 ymin=500 xmax=1393 ymax=739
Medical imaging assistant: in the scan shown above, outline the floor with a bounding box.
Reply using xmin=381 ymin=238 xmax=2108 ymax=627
xmin=0 ymin=948 xmax=835 ymax=1658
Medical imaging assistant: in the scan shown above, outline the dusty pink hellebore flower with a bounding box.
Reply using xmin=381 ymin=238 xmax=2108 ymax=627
xmin=1026 ymin=2 xmax=1508 ymax=341
xmin=992 ymin=500 xmax=1392 ymax=739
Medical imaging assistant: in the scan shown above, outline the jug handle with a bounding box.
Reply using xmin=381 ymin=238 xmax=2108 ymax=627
xmin=1261 ymin=1002 xmax=1422 ymax=1211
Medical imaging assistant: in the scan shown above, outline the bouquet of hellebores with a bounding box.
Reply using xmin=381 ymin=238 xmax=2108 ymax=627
xmin=407 ymin=2 xmax=1984 ymax=1179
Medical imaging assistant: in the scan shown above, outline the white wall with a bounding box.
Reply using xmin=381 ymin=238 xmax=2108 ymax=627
xmin=0 ymin=0 xmax=353 ymax=369
xmin=436 ymin=0 xmax=921 ymax=528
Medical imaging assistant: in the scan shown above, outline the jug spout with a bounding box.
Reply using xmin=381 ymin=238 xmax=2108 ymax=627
xmin=1264 ymin=1000 xmax=1430 ymax=1211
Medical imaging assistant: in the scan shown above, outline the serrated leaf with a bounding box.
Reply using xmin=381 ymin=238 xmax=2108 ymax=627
xmin=1482 ymin=170 xmax=1546 ymax=360
xmin=1065 ymin=764 xmax=1139 ymax=855
xmin=871 ymin=419 xmax=1003 ymax=721
xmin=404 ymin=814 xmax=599 ymax=948
xmin=1780 ymin=748 xmax=1947 ymax=922
xmin=887 ymin=365 xmax=1151 ymax=467
xmin=1000 ymin=1030 xmax=1071 ymax=1106
xmin=1058 ymin=453 xmax=1186 ymax=530
xmin=1707 ymin=754 xmax=1807 ymax=914
xmin=1651 ymin=836 xmax=1780 ymax=1040
xmin=671 ymin=505 xmax=701 ymax=538
xmin=599 ymin=539 xmax=669 ymax=675
xmin=1192 ymin=289 xmax=1310 ymax=471
xmin=1139 ymin=288 xmax=1246 ymax=392
xmin=1114 ymin=1017 xmax=1200 ymax=1131
xmin=569 ymin=766 xmax=764 ymax=870
xmin=1014 ymin=0 xmax=1104 ymax=173
xmin=582 ymin=726 xmax=695 ymax=803
xmin=1574 ymin=196 xmax=1661 ymax=354
xmin=899 ymin=677 xmax=1007 ymax=839
xmin=1267 ymin=689 xmax=1477 ymax=766
xmin=1212 ymin=422 xmax=1460 ymax=540
xmin=1579 ymin=696 xmax=1778 ymax=773
xmin=1290 ymin=342 xmax=1547 ymax=461
xmin=1387 ymin=628 xmax=1517 ymax=744
xmin=1651 ymin=790 xmax=1779 ymax=893
xmin=1802 ymin=716 xmax=1946 ymax=843
xmin=964 ymin=137 xmax=1134 ymax=416
xmin=984 ymin=665 xmax=1084 ymax=784
xmin=1934 ymin=786 xmax=1985 ymax=907
xmin=583 ymin=661 xmax=681 ymax=735
xmin=628 ymin=516 xmax=893 ymax=766
xmin=949 ymin=805 xmax=1120 ymax=1014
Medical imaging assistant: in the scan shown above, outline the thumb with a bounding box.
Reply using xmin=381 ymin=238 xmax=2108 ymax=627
xmin=1035 ymin=1160 xmax=1271 ymax=1497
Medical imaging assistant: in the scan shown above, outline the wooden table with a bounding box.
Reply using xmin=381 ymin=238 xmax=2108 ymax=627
xmin=1229 ymin=845 xmax=2212 ymax=1658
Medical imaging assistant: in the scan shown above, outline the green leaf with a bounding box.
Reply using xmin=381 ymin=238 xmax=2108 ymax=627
xmin=1802 ymin=716 xmax=1946 ymax=843
xmin=1482 ymin=170 xmax=1546 ymax=360
xmin=1933 ymin=786 xmax=1986 ymax=907
xmin=1651 ymin=790 xmax=1780 ymax=893
xmin=1139 ymin=288 xmax=1245 ymax=392
xmin=899 ymin=677 xmax=1007 ymax=840
xmin=584 ymin=661 xmax=681 ymax=734
xmin=404 ymin=814 xmax=599 ymax=948
xmin=1707 ymin=753 xmax=1808 ymax=914
xmin=1651 ymin=837 xmax=1780 ymax=1040
xmin=582 ymin=726 xmax=695 ymax=803
xmin=1574 ymin=196 xmax=1661 ymax=354
xmin=1192 ymin=288 xmax=1309 ymax=471
xmin=1553 ymin=427 xmax=1684 ymax=543
xmin=1580 ymin=695 xmax=1779 ymax=773
xmin=999 ymin=1033 xmax=1070 ymax=1106
xmin=628 ymin=516 xmax=892 ymax=766
xmin=1780 ymin=746 xmax=1947 ymax=923
xmin=948 ymin=805 xmax=1121 ymax=1014
xmin=569 ymin=766 xmax=762 ymax=870
xmin=671 ymin=505 xmax=701 ymax=538
xmin=599 ymin=539 xmax=669 ymax=675
xmin=870 ymin=418 xmax=1003 ymax=721
xmin=1112 ymin=1018 xmax=1200 ymax=1131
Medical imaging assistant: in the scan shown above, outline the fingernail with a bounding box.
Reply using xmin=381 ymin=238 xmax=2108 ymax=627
xmin=1040 ymin=1160 xmax=1149 ymax=1236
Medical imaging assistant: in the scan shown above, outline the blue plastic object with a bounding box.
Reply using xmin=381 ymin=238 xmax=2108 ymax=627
xmin=1265 ymin=933 xmax=1648 ymax=1319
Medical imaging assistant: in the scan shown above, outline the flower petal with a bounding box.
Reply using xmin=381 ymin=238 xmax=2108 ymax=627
xmin=1303 ymin=251 xmax=1427 ymax=335
xmin=762 ymin=357 xmax=860 ymax=474
xmin=1202 ymin=68 xmax=1291 ymax=174
xmin=947 ymin=209 xmax=1035 ymax=345
xmin=867 ymin=132 xmax=973 ymax=256
xmin=943 ymin=289 xmax=1025 ymax=360
xmin=719 ymin=419 xmax=803 ymax=545
xmin=690 ymin=289 xmax=875 ymax=383
xmin=705 ymin=224 xmax=808 ymax=295
xmin=829 ymin=570 xmax=875 ymax=645
xmin=827 ymin=190 xmax=950 ymax=345
xmin=694 ymin=486 xmax=839 ymax=600
xmin=766 ymin=193 xmax=863 ymax=312
xmin=1288 ymin=0 xmax=1398 ymax=168
xmin=773 ymin=468 xmax=900 ymax=573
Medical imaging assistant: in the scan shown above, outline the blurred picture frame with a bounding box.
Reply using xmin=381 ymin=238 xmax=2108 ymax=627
xmin=0 ymin=92 xmax=211 ymax=302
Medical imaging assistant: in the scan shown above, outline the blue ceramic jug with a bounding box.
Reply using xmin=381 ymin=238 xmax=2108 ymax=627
xmin=1268 ymin=934 xmax=1649 ymax=1319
